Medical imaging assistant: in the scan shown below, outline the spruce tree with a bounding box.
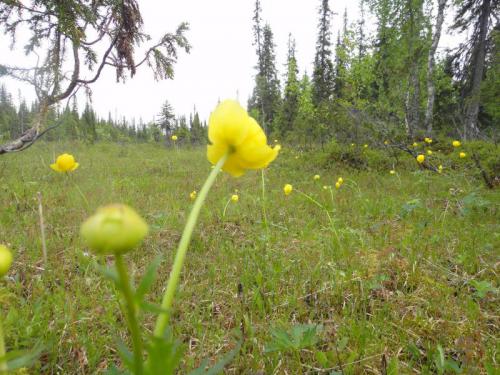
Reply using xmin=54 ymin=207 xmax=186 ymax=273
xmin=278 ymin=34 xmax=300 ymax=136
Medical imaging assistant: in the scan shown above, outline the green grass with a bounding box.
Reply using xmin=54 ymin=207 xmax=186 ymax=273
xmin=0 ymin=141 xmax=498 ymax=374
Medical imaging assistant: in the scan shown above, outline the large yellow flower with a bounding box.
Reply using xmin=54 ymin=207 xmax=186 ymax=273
xmin=0 ymin=244 xmax=13 ymax=277
xmin=207 ymin=100 xmax=279 ymax=177
xmin=50 ymin=153 xmax=79 ymax=172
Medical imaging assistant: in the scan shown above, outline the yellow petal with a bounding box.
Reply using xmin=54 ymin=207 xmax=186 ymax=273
xmin=50 ymin=163 xmax=62 ymax=172
xmin=207 ymin=143 xmax=229 ymax=165
xmin=71 ymin=162 xmax=80 ymax=171
xmin=208 ymin=100 xmax=249 ymax=146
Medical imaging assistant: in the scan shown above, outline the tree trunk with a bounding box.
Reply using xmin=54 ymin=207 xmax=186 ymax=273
xmin=424 ymin=0 xmax=447 ymax=135
xmin=463 ymin=0 xmax=491 ymax=139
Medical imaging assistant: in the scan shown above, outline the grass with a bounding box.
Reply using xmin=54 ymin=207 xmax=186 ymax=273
xmin=0 ymin=141 xmax=498 ymax=374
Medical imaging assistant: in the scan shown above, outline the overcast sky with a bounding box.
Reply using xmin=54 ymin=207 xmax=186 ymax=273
xmin=0 ymin=0 xmax=461 ymax=124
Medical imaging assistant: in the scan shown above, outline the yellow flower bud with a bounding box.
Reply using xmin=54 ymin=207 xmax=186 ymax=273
xmin=459 ymin=152 xmax=466 ymax=159
xmin=364 ymin=144 xmax=368 ymax=148
xmin=190 ymin=191 xmax=197 ymax=200
xmin=416 ymin=154 xmax=425 ymax=163
xmin=283 ymin=184 xmax=293 ymax=196
xmin=427 ymin=150 xmax=433 ymax=155
xmin=337 ymin=177 xmax=344 ymax=184
xmin=413 ymin=142 xmax=418 ymax=147
xmin=171 ymin=135 xmax=178 ymax=141
xmin=335 ymin=182 xmax=341 ymax=189
xmin=313 ymin=174 xmax=320 ymax=181
xmin=81 ymin=204 xmax=149 ymax=255
xmin=0 ymin=245 xmax=13 ymax=277
xmin=390 ymin=170 xmax=396 ymax=175
xmin=452 ymin=140 xmax=461 ymax=147
xmin=231 ymin=194 xmax=239 ymax=203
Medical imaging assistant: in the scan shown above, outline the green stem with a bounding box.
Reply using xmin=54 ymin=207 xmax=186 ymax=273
xmin=261 ymin=170 xmax=270 ymax=237
xmin=0 ymin=312 xmax=7 ymax=373
xmin=68 ymin=175 xmax=90 ymax=212
xmin=222 ymin=197 xmax=232 ymax=219
xmin=296 ymin=189 xmax=341 ymax=247
xmin=115 ymin=255 xmax=144 ymax=375
xmin=154 ymin=154 xmax=228 ymax=337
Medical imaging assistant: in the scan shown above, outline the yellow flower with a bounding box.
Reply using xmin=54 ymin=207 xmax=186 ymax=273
xmin=416 ymin=154 xmax=425 ymax=163
xmin=274 ymin=139 xmax=278 ymax=143
xmin=323 ymin=185 xmax=328 ymax=190
xmin=81 ymin=204 xmax=149 ymax=255
xmin=390 ymin=170 xmax=396 ymax=175
xmin=283 ymin=184 xmax=293 ymax=196
xmin=335 ymin=182 xmax=341 ymax=189
xmin=0 ymin=244 xmax=13 ymax=277
xmin=50 ymin=153 xmax=79 ymax=172
xmin=231 ymin=194 xmax=239 ymax=203
xmin=351 ymin=143 xmax=355 ymax=147
xmin=384 ymin=140 xmax=389 ymax=145
xmin=190 ymin=191 xmax=197 ymax=200
xmin=171 ymin=135 xmax=178 ymax=141
xmin=413 ymin=142 xmax=418 ymax=147
xmin=313 ymin=174 xmax=320 ymax=181
xmin=452 ymin=140 xmax=461 ymax=147
xmin=207 ymin=100 xmax=279 ymax=177
xmin=337 ymin=177 xmax=344 ymax=184
xmin=427 ymin=150 xmax=433 ymax=155
xmin=364 ymin=144 xmax=368 ymax=148
xmin=424 ymin=137 xmax=432 ymax=144
xmin=275 ymin=144 xmax=282 ymax=152
xmin=438 ymin=165 xmax=443 ymax=173
xmin=459 ymin=152 xmax=466 ymax=159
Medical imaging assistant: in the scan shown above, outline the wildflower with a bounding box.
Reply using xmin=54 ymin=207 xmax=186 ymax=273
xmin=190 ymin=191 xmax=197 ymax=200
xmin=424 ymin=137 xmax=432 ymax=144
xmin=413 ymin=142 xmax=418 ymax=147
xmin=323 ymin=185 xmax=328 ymax=190
xmin=283 ymin=184 xmax=293 ymax=196
xmin=274 ymin=139 xmax=278 ymax=143
xmin=384 ymin=140 xmax=389 ymax=145
xmin=231 ymin=194 xmax=239 ymax=203
xmin=351 ymin=143 xmax=355 ymax=147
xmin=452 ymin=140 xmax=461 ymax=147
xmin=459 ymin=152 xmax=466 ymax=159
xmin=50 ymin=153 xmax=79 ymax=172
xmin=0 ymin=244 xmax=13 ymax=277
xmin=427 ymin=150 xmax=433 ymax=155
xmin=335 ymin=182 xmax=341 ymax=189
xmin=438 ymin=165 xmax=443 ymax=173
xmin=314 ymin=174 xmax=320 ymax=181
xmin=390 ymin=170 xmax=396 ymax=174
xmin=337 ymin=177 xmax=344 ymax=185
xmin=275 ymin=144 xmax=282 ymax=152
xmin=81 ymin=204 xmax=149 ymax=255
xmin=416 ymin=154 xmax=425 ymax=163
xmin=364 ymin=144 xmax=368 ymax=148
xmin=207 ymin=100 xmax=279 ymax=177
xmin=171 ymin=135 xmax=178 ymax=141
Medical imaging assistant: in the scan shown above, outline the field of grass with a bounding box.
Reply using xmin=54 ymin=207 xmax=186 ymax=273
xmin=0 ymin=142 xmax=498 ymax=374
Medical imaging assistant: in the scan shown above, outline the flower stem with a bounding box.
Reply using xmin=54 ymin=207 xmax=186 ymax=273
xmin=261 ymin=170 xmax=270 ymax=237
xmin=0 ymin=312 xmax=7 ymax=373
xmin=115 ymin=254 xmax=144 ymax=375
xmin=222 ymin=197 xmax=232 ymax=219
xmin=154 ymin=154 xmax=228 ymax=338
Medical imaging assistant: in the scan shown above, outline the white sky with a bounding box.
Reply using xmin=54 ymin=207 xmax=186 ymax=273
xmin=0 ymin=0 xmax=461 ymax=125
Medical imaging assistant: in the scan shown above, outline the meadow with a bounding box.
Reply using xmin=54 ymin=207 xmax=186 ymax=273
xmin=0 ymin=141 xmax=498 ymax=374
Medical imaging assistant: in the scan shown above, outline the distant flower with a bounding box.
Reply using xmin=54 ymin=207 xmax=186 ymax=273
xmin=314 ymin=174 xmax=320 ymax=181
xmin=452 ymin=140 xmax=461 ymax=147
xmin=337 ymin=177 xmax=344 ymax=185
xmin=335 ymin=182 xmax=341 ymax=189
xmin=275 ymin=144 xmax=282 ymax=152
xmin=190 ymin=191 xmax=197 ymax=200
xmin=427 ymin=150 xmax=433 ymax=155
xmin=171 ymin=135 xmax=178 ymax=141
xmin=207 ymin=100 xmax=279 ymax=177
xmin=413 ymin=142 xmax=418 ymax=147
xmin=283 ymin=184 xmax=293 ymax=196
xmin=424 ymin=137 xmax=432 ymax=144
xmin=351 ymin=143 xmax=355 ymax=147
xmin=50 ymin=153 xmax=79 ymax=172
xmin=274 ymin=139 xmax=278 ymax=143
xmin=416 ymin=154 xmax=425 ymax=163
xmin=0 ymin=244 xmax=13 ymax=277
xmin=364 ymin=144 xmax=368 ymax=148
xmin=390 ymin=170 xmax=396 ymax=174
xmin=459 ymin=152 xmax=466 ymax=159
xmin=323 ymin=185 xmax=328 ymax=190
xmin=384 ymin=140 xmax=389 ymax=145
xmin=81 ymin=204 xmax=149 ymax=255
xmin=295 ymin=155 xmax=299 ymax=159
xmin=231 ymin=194 xmax=239 ymax=203
xmin=438 ymin=165 xmax=443 ymax=173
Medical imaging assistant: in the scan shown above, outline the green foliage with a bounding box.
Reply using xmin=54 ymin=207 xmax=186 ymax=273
xmin=264 ymin=324 xmax=322 ymax=353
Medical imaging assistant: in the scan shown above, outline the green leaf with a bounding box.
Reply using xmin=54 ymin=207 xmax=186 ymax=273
xmin=115 ymin=338 xmax=134 ymax=372
xmin=265 ymin=324 xmax=322 ymax=353
xmin=2 ymin=346 xmax=43 ymax=371
xmin=144 ymin=331 xmax=185 ymax=375
xmin=136 ymin=255 xmax=163 ymax=303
